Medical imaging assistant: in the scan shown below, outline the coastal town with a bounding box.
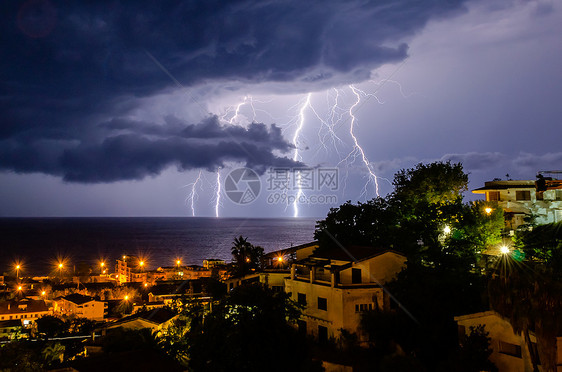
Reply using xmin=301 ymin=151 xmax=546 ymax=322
xmin=2 ymin=165 xmax=562 ymax=371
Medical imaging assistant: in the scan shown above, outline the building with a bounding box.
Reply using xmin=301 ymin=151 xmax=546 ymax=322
xmin=225 ymin=242 xmax=320 ymax=292
xmin=284 ymin=245 xmax=407 ymax=343
xmin=203 ymin=259 xmax=226 ymax=269
xmin=454 ymin=311 xmax=557 ymax=372
xmin=0 ymin=320 xmax=23 ymax=340
xmin=0 ymin=299 xmax=51 ymax=326
xmin=103 ymin=308 xmax=177 ymax=334
xmin=54 ymin=294 xmax=107 ymax=320
xmin=154 ymin=265 xmax=212 ymax=281
xmin=116 ymin=255 xmax=148 ymax=284
xmin=473 ymin=174 xmax=562 ymax=231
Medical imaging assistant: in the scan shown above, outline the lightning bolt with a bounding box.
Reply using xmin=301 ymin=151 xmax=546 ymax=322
xmin=183 ymin=170 xmax=203 ymax=217
xmin=291 ymin=93 xmax=312 ymax=218
xmin=214 ymin=168 xmax=222 ymax=218
xmin=219 ymin=95 xmax=277 ymax=126
xmin=308 ymin=88 xmax=346 ymax=158
xmin=340 ymin=85 xmax=380 ymax=198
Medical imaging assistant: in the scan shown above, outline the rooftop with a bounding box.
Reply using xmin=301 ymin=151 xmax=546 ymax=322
xmin=309 ymin=245 xmax=404 ymax=262
xmin=61 ymin=293 xmax=98 ymax=305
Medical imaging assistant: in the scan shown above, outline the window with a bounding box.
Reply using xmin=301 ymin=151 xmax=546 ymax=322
xmin=516 ymin=191 xmax=531 ymax=201
xmin=352 ymin=268 xmax=362 ymax=284
xmin=536 ymin=192 xmax=544 ymax=201
xmin=318 ymin=326 xmax=328 ymax=343
xmin=355 ymin=303 xmax=374 ymax=312
xmin=488 ymin=191 xmax=500 ymax=201
xmin=297 ymin=293 xmax=307 ymax=306
xmin=318 ymin=297 xmax=327 ymax=311
xmin=298 ymin=320 xmax=307 ymax=335
xmin=498 ymin=340 xmax=522 ymax=358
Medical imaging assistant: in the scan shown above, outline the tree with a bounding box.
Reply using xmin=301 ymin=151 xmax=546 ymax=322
xmin=35 ymin=315 xmax=67 ymax=338
xmin=391 ymin=161 xmax=468 ymax=206
xmin=446 ymin=325 xmax=497 ymax=372
xmin=314 ymin=197 xmax=397 ymax=250
xmin=41 ymin=342 xmax=65 ymax=367
xmin=178 ymin=284 xmax=321 ymax=372
xmin=0 ymin=341 xmax=43 ymax=371
xmin=230 ymin=236 xmax=264 ymax=276
xmin=489 ymin=224 xmax=562 ymax=372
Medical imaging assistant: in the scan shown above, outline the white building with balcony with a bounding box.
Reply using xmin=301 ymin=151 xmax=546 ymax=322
xmin=473 ymin=177 xmax=562 ymax=230
xmin=284 ymin=245 xmax=406 ymax=343
xmin=54 ymin=294 xmax=106 ymax=320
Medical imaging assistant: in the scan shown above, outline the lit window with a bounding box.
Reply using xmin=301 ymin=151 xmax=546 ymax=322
xmin=488 ymin=191 xmax=500 ymax=201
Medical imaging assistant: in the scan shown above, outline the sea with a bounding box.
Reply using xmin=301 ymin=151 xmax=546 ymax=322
xmin=0 ymin=217 xmax=318 ymax=276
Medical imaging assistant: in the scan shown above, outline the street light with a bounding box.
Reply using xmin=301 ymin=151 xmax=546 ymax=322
xmin=15 ymin=264 xmax=21 ymax=280
xmin=58 ymin=262 xmax=64 ymax=279
xmin=499 ymin=245 xmax=510 ymax=254
xmin=485 ymin=207 xmax=493 ymax=215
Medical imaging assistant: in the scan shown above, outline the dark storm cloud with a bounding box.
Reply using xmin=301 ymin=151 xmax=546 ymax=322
xmin=0 ymin=116 xmax=298 ymax=182
xmin=0 ymin=0 xmax=469 ymax=182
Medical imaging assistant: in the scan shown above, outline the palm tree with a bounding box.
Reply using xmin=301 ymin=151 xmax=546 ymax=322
xmin=231 ymin=236 xmax=263 ymax=276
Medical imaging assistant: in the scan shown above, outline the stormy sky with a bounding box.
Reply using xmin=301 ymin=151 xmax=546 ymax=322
xmin=1 ymin=0 xmax=561 ymax=217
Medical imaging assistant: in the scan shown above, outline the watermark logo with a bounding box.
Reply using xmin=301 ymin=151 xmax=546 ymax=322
xmin=224 ymin=167 xmax=339 ymax=206
xmin=224 ymin=167 xmax=261 ymax=205
xmin=266 ymin=167 xmax=338 ymax=191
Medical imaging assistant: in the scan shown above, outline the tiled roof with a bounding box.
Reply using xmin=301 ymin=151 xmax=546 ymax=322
xmin=62 ymin=293 xmax=97 ymax=305
xmin=0 ymin=299 xmax=49 ymax=314
xmin=310 ymin=245 xmax=404 ymax=262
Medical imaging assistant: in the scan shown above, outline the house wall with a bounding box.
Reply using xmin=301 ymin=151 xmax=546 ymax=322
xmin=337 ymin=252 xmax=406 ymax=285
xmin=56 ymin=299 xmax=105 ymax=320
xmin=285 ymin=278 xmax=384 ymax=341
xmin=455 ymin=311 xmax=534 ymax=372
xmin=480 ymin=183 xmax=562 ymax=229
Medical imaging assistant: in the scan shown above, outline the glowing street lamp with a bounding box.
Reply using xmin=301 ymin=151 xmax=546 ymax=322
xmin=58 ymin=262 xmax=64 ymax=279
xmin=124 ymin=295 xmax=129 ymax=301
xmin=499 ymin=245 xmax=510 ymax=255
xmin=41 ymin=290 xmax=46 ymax=297
xmin=485 ymin=207 xmax=493 ymax=215
xmin=443 ymin=225 xmax=451 ymax=234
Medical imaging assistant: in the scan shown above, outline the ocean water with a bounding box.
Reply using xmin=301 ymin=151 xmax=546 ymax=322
xmin=0 ymin=217 xmax=318 ymax=276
